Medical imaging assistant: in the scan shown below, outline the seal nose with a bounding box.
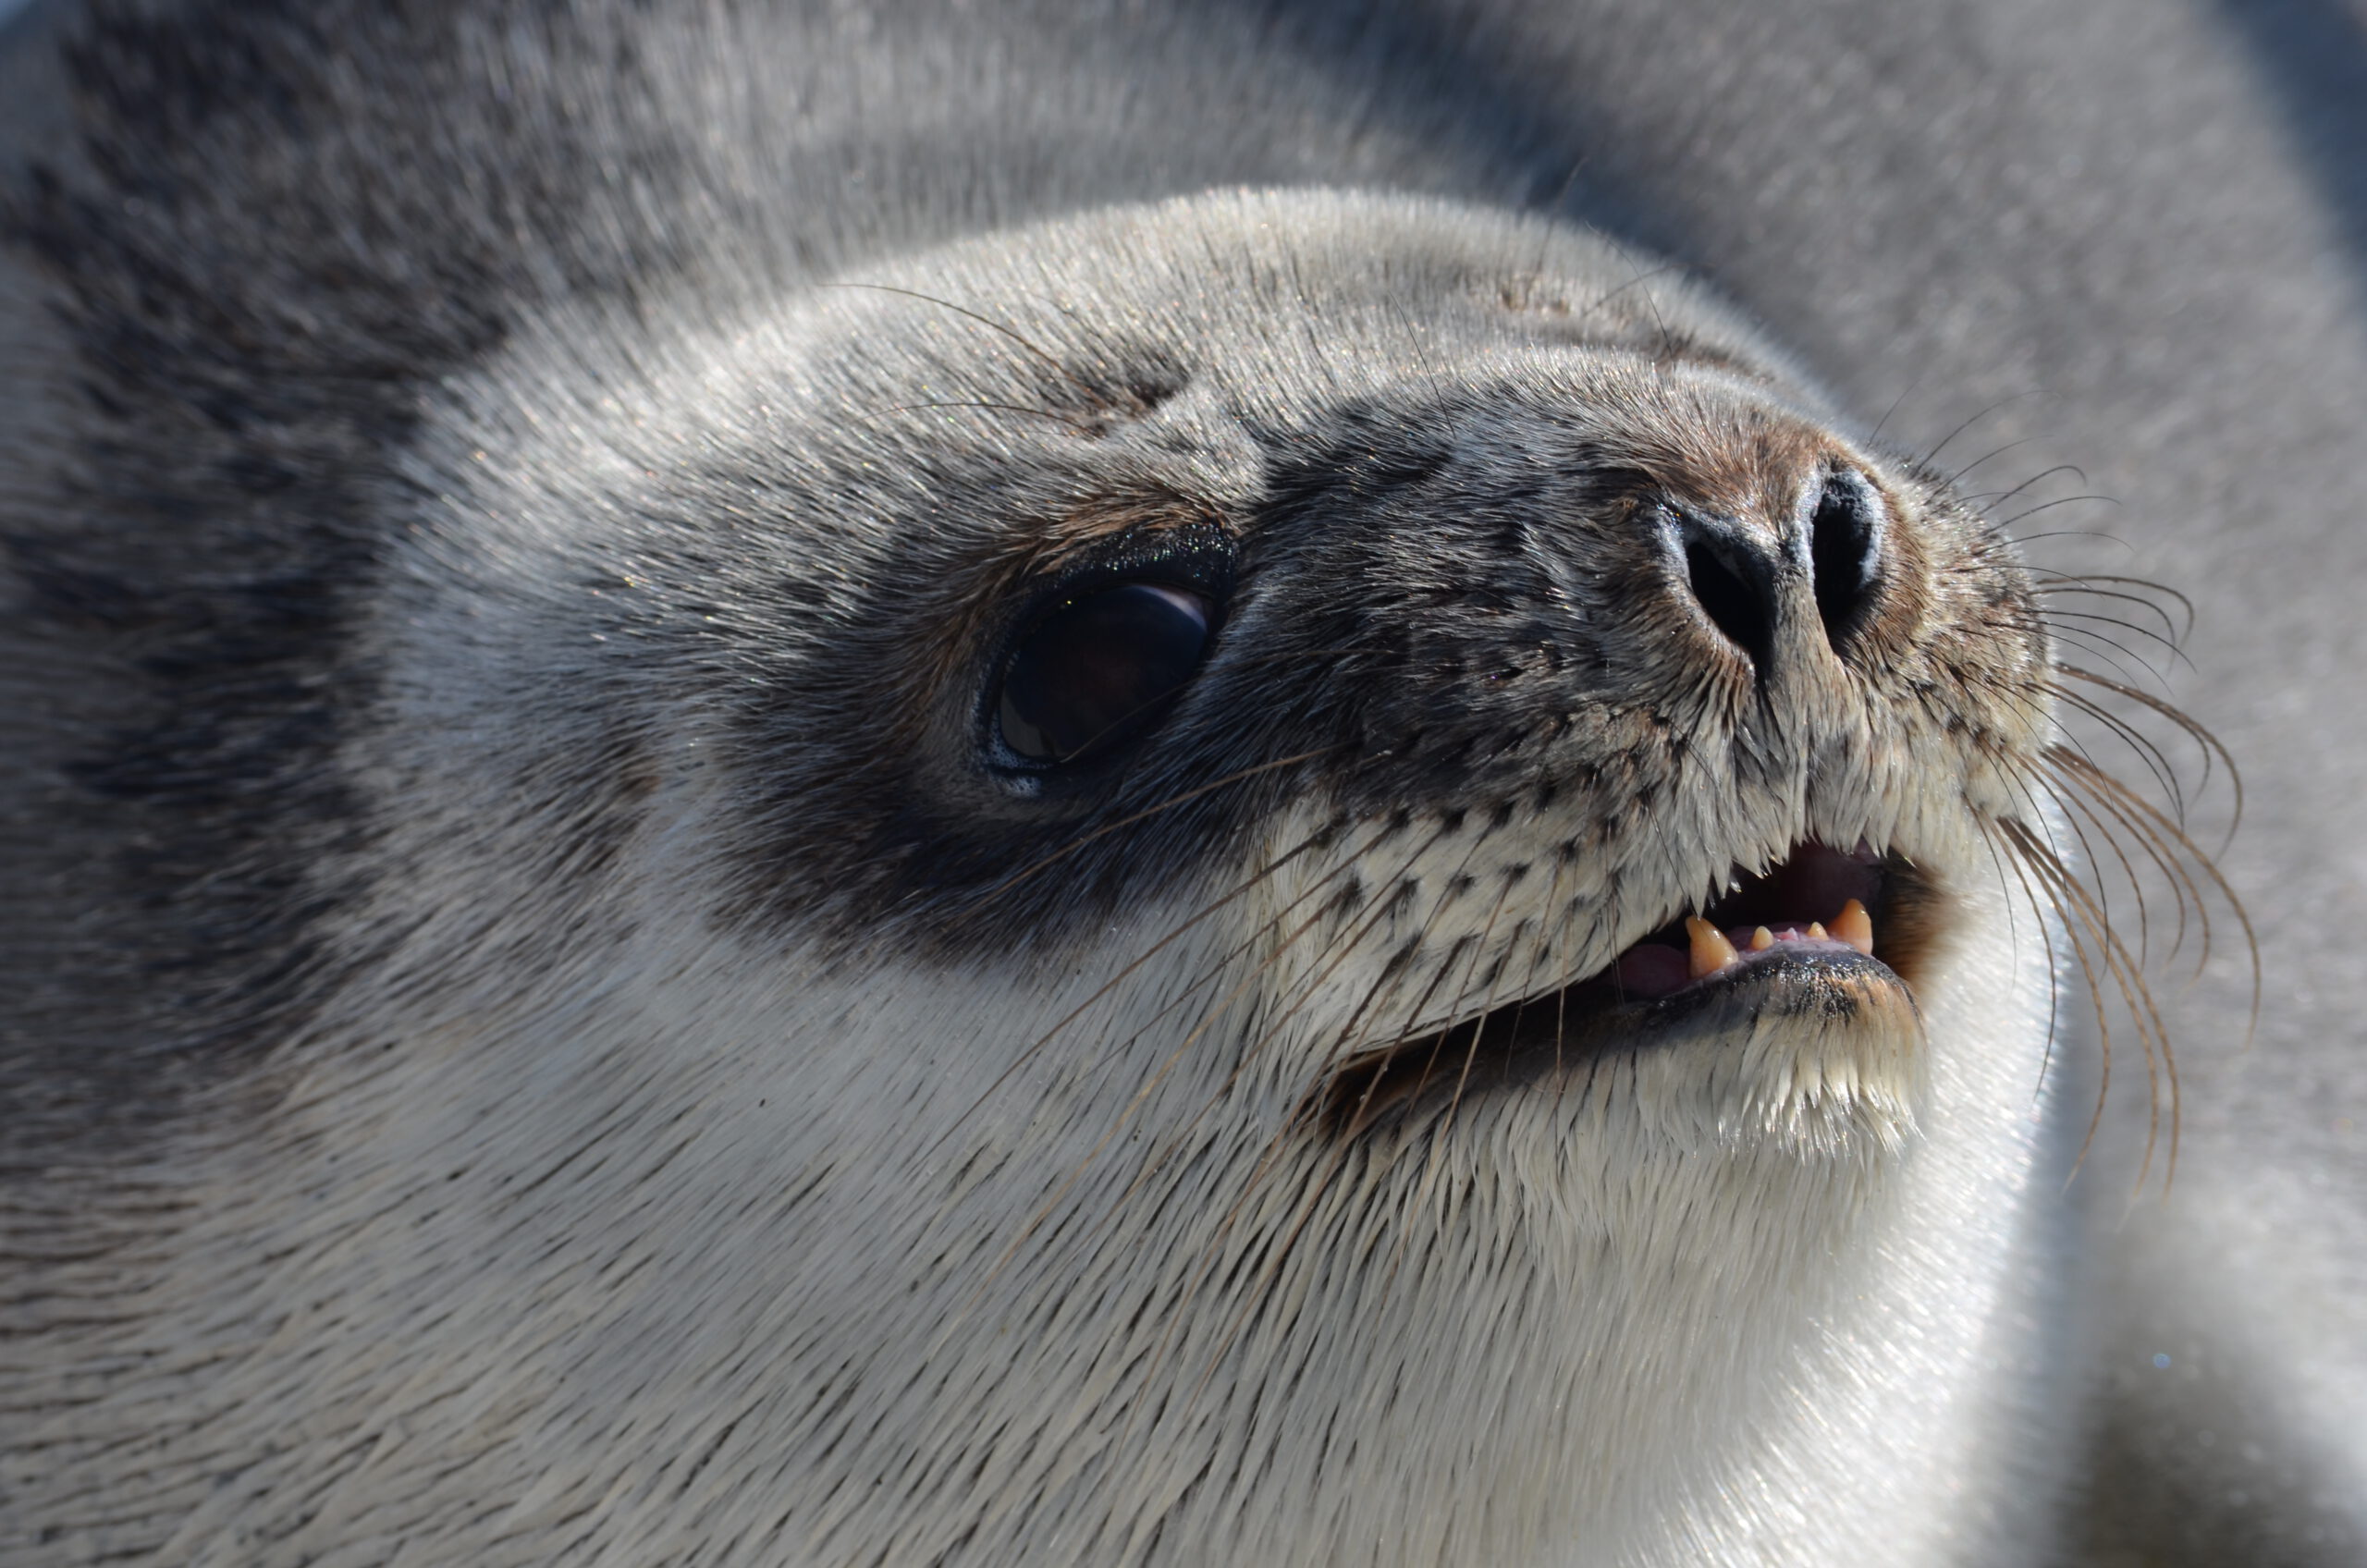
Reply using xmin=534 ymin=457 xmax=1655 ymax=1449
xmin=1673 ymin=468 xmax=1884 ymax=676
xmin=1805 ymin=469 xmax=1883 ymax=654
xmin=1675 ymin=518 xmax=1778 ymax=673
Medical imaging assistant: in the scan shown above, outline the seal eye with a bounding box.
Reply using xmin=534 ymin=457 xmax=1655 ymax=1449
xmin=997 ymin=582 xmax=1214 ymax=763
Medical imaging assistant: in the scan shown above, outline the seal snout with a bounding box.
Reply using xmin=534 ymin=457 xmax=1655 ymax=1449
xmin=1666 ymin=465 xmax=1890 ymax=681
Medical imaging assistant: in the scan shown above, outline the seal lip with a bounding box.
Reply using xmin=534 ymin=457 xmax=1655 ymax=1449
xmin=1318 ymin=844 xmax=1939 ymax=1133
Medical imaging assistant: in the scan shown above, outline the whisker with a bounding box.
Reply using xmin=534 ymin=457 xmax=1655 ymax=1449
xmin=1944 ymin=436 xmax=2050 ymax=489
xmin=2008 ymin=819 xmax=2180 ymax=1186
xmin=2047 ymin=678 xmax=2190 ymax=819
xmin=1864 ymin=374 xmax=1921 ymax=446
xmin=1184 ymin=838 xmax=1525 ymax=1401
xmin=1975 ymin=812 xmax=2065 ymax=1091
xmin=1418 ymin=874 xmax=1530 ymax=1201
xmin=2048 ymin=747 xmax=2259 ymax=1033
xmin=821 ymin=281 xmax=1113 ymax=408
xmin=2047 ymin=627 xmax=2172 ymax=695
xmin=1963 ymin=459 xmax=2089 ymax=508
xmin=1106 ymin=925 xmax=1416 ymax=1454
xmin=1995 ymin=495 xmax=2125 ymax=536
xmin=1999 ymin=528 xmax=2137 ymax=554
xmin=2029 ymin=582 xmax=2191 ymax=646
xmin=954 ymin=817 xmax=1406 ymax=1312
xmin=920 ymin=814 xmax=1355 ymax=1165
xmin=979 ymin=746 xmax=1344 ymax=901
xmin=1915 ymin=389 xmax=2045 ymax=469
xmin=2043 ymin=752 xmax=2213 ymax=968
xmin=1115 ymin=820 xmax=1453 ymax=1209
xmin=1102 ymin=820 xmax=1461 ymax=1439
xmin=1131 ymin=895 xmax=1477 ymax=1439
xmin=2028 ymin=574 xmax=2196 ymax=642
xmin=2025 ymin=771 xmax=2134 ymax=962
xmin=2044 ymin=612 xmax=2190 ymax=678
xmin=2053 ymin=668 xmax=2244 ymax=845
xmin=1585 ymin=263 xmax=1690 ymax=321
xmin=1997 ymin=816 xmax=2133 ymax=1182
xmin=2042 ymin=771 xmax=2171 ymax=970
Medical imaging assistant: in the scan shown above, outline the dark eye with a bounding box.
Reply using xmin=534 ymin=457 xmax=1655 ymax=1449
xmin=996 ymin=582 xmax=1215 ymax=763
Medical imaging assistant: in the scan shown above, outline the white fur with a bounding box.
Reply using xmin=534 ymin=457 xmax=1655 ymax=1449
xmin=16 ymin=793 xmax=2072 ymax=1565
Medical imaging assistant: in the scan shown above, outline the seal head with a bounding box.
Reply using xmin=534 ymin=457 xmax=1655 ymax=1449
xmin=10 ymin=189 xmax=2061 ymax=1565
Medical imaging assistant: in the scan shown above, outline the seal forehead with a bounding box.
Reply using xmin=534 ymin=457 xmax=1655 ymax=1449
xmin=852 ymin=190 xmax=1803 ymax=413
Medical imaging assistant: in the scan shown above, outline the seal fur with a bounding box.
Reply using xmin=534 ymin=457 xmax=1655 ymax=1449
xmin=0 ymin=1 xmax=2259 ymax=1563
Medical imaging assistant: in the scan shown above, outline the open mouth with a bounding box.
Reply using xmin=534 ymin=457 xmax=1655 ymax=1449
xmin=1320 ymin=841 xmax=1946 ymax=1131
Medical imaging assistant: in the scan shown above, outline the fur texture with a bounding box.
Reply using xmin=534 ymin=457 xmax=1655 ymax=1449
xmin=3 ymin=1 xmax=2361 ymax=1565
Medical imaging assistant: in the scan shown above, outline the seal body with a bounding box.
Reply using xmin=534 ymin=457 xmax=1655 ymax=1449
xmin=1 ymin=2 xmax=2358 ymax=1565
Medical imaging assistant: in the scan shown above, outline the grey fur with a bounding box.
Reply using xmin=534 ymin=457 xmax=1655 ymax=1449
xmin=2 ymin=1 xmax=2361 ymax=1564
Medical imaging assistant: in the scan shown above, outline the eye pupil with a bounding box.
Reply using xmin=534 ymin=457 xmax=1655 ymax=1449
xmin=998 ymin=582 xmax=1214 ymax=763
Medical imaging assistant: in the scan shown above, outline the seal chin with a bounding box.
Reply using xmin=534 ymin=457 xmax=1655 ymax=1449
xmin=1322 ymin=841 xmax=1941 ymax=1131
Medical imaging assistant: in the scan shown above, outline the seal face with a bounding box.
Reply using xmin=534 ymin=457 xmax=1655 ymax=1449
xmin=125 ymin=190 xmax=2041 ymax=1563
xmin=0 ymin=9 xmax=2084 ymax=1554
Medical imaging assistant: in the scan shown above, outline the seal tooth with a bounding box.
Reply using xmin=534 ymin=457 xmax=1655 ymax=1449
xmin=1687 ymin=917 xmax=1740 ymax=978
xmin=1749 ymin=925 xmax=1775 ymax=951
xmin=1832 ymin=899 xmax=1874 ymax=956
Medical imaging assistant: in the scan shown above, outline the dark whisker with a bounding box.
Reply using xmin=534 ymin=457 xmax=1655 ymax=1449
xmin=1999 ymin=529 xmax=2137 ymax=554
xmin=1865 ymin=374 xmax=1921 ymax=446
xmin=2049 ymin=747 xmax=2259 ymax=1028
xmin=2029 ymin=574 xmax=2197 ymax=642
xmin=1944 ymin=436 xmax=2049 ymax=489
xmin=2027 ymin=770 xmax=2134 ymax=961
xmin=2044 ymin=751 xmax=2213 ymax=968
xmin=2048 ymin=677 xmax=2192 ymax=820
xmin=1995 ymin=494 xmax=2125 ymax=534
xmin=1114 ymin=818 xmax=1454 ymax=1208
xmin=1188 ymin=838 xmax=1523 ymax=1398
xmin=1102 ymin=819 xmax=1461 ymax=1438
xmin=979 ymin=745 xmax=1344 ymax=901
xmin=2009 ymin=818 xmax=2180 ymax=1185
xmin=2029 ymin=581 xmax=2191 ymax=645
xmin=1997 ymin=816 xmax=2139 ymax=1181
xmin=1963 ymin=459 xmax=2090 ymax=508
xmin=2042 ymin=771 xmax=2174 ymax=970
xmin=1915 ymin=389 xmax=2045 ymax=470
xmin=1122 ymin=848 xmax=1467 ymax=1439
xmin=1584 ymin=263 xmax=1690 ymax=322
xmin=2054 ymin=668 xmax=2244 ymax=844
xmin=941 ymin=893 xmax=1366 ymax=1375
xmin=1974 ymin=812 xmax=2064 ymax=1087
xmin=2044 ymin=609 xmax=2191 ymax=672
xmin=920 ymin=814 xmax=1355 ymax=1167
xmin=1418 ymin=873 xmax=1530 ymax=1197
xmin=2048 ymin=626 xmax=2173 ymax=693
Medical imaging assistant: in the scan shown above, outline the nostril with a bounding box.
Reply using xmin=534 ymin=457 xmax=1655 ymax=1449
xmin=1809 ymin=472 xmax=1883 ymax=651
xmin=1683 ymin=534 xmax=1774 ymax=672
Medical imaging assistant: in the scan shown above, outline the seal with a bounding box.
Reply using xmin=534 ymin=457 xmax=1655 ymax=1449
xmin=0 ymin=1 xmax=2237 ymax=1563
